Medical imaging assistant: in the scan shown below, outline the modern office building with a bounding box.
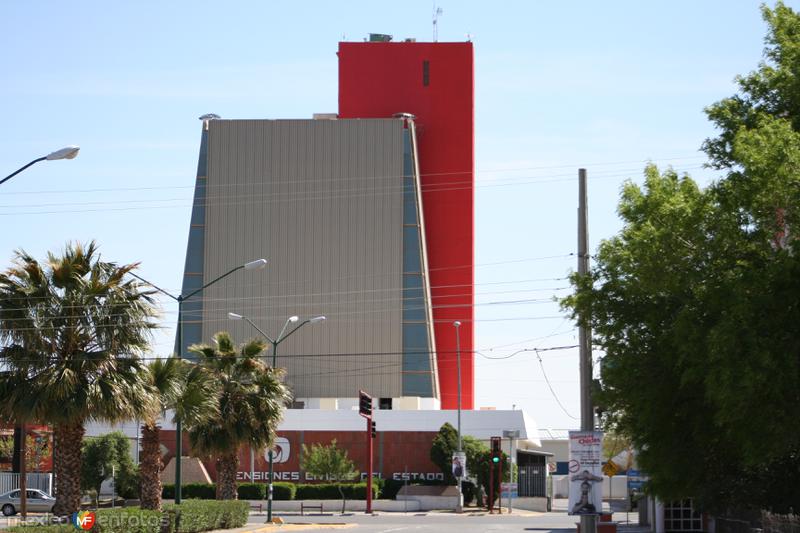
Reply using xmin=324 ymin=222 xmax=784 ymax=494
xmin=178 ymin=40 xmax=475 ymax=409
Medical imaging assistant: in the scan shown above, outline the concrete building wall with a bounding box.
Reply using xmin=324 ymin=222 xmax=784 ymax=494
xmin=199 ymin=119 xmax=408 ymax=399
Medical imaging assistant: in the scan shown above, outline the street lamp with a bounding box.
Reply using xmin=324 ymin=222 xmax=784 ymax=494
xmin=130 ymin=257 xmax=267 ymax=504
xmin=1 ymin=146 xmax=80 ymax=186
xmin=2 ymin=144 xmax=79 ymax=518
xmin=453 ymin=320 xmax=463 ymax=512
xmin=228 ymin=311 xmax=325 ymax=522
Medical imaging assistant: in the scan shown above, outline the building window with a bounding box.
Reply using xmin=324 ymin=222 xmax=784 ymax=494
xmin=664 ymin=499 xmax=703 ymax=532
xmin=379 ymin=398 xmax=392 ymax=410
xmin=423 ymin=60 xmax=430 ymax=86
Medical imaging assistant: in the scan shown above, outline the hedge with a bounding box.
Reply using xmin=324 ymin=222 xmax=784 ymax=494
xmin=273 ymin=482 xmax=296 ymax=500
xmin=163 ymin=500 xmax=249 ymax=532
xmin=295 ymin=482 xmax=379 ymax=500
xmin=4 ymin=501 xmax=247 ymax=533
xmin=6 ymin=508 xmax=163 ymax=533
xmin=236 ymin=483 xmax=264 ymax=500
xmin=162 ymin=483 xmax=216 ymax=499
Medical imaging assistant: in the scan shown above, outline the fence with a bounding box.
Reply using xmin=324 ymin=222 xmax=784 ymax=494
xmin=762 ymin=512 xmax=800 ymax=533
xmin=0 ymin=473 xmax=53 ymax=495
xmin=716 ymin=511 xmax=799 ymax=533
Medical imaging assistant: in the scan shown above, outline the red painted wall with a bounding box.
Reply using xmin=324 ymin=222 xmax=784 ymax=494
xmin=161 ymin=429 xmax=442 ymax=483
xmin=338 ymin=42 xmax=475 ymax=409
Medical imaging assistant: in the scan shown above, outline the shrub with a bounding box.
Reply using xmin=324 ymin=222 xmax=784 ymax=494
xmin=163 ymin=500 xmax=248 ymax=532
xmin=161 ymin=483 xmax=216 ymax=500
xmin=7 ymin=508 xmax=163 ymax=533
xmin=462 ymin=480 xmax=476 ymax=506
xmin=273 ymin=482 xmax=296 ymax=500
xmin=295 ymin=482 xmax=378 ymax=500
xmin=237 ymin=483 xmax=265 ymax=500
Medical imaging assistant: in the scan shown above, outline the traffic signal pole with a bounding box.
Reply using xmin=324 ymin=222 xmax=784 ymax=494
xmin=366 ymin=416 xmax=373 ymax=514
xmin=359 ymin=390 xmax=374 ymax=514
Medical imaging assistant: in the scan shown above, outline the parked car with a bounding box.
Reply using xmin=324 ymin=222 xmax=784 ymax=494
xmin=0 ymin=489 xmax=55 ymax=516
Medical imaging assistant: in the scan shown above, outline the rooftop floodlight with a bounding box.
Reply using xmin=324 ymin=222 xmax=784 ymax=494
xmin=244 ymin=258 xmax=268 ymax=270
xmin=228 ymin=312 xmax=243 ymax=320
xmin=46 ymin=145 xmax=80 ymax=160
xmin=308 ymin=315 xmax=326 ymax=324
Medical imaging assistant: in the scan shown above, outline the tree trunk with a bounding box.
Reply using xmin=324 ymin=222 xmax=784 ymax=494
xmin=139 ymin=423 xmax=163 ymax=511
xmin=51 ymin=422 xmax=85 ymax=516
xmin=339 ymin=485 xmax=346 ymax=514
xmin=216 ymin=452 xmax=239 ymax=500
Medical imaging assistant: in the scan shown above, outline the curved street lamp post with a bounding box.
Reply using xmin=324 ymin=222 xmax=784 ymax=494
xmin=1 ymin=146 xmax=80 ymax=186
xmin=130 ymin=258 xmax=267 ymax=504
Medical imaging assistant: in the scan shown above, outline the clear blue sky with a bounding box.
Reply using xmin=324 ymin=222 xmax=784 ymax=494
xmin=1 ymin=1 xmax=792 ymax=430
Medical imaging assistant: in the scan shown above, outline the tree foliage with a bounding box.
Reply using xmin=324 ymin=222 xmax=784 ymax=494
xmin=300 ymin=439 xmax=359 ymax=482
xmin=187 ymin=332 xmax=292 ymax=500
xmin=564 ymin=3 xmax=800 ymax=513
xmin=430 ymin=423 xmax=487 ymax=486
xmin=0 ymin=241 xmax=158 ymax=515
xmin=81 ymin=432 xmax=139 ymax=499
xmin=300 ymin=439 xmax=359 ymax=513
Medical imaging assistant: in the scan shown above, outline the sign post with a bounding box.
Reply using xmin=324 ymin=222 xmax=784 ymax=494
xmin=568 ymin=431 xmax=604 ymax=517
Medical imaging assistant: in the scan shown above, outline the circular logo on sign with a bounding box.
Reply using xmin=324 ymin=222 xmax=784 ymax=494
xmin=568 ymin=459 xmax=580 ymax=473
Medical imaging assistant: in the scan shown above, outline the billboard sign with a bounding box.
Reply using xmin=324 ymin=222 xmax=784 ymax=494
xmin=568 ymin=431 xmax=603 ymax=515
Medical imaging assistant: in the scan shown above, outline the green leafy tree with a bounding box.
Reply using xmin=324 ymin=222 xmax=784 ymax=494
xmin=564 ymin=4 xmax=800 ymax=514
xmin=430 ymin=423 xmax=488 ymax=486
xmin=300 ymin=439 xmax=359 ymax=513
xmin=430 ymin=423 xmax=459 ymax=484
xmin=187 ymin=332 xmax=292 ymax=500
xmin=139 ymin=357 xmax=218 ymax=510
xmin=0 ymin=242 xmax=158 ymax=515
xmin=81 ymin=432 xmax=139 ymax=499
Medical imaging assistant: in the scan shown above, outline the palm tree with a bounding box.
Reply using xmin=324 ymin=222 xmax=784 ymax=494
xmin=0 ymin=242 xmax=158 ymax=516
xmin=187 ymin=332 xmax=291 ymax=500
xmin=139 ymin=357 xmax=218 ymax=510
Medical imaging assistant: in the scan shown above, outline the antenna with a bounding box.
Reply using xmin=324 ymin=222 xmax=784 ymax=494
xmin=433 ymin=3 xmax=443 ymax=42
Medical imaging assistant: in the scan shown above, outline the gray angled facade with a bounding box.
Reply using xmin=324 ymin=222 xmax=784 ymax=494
xmin=178 ymin=118 xmax=439 ymax=403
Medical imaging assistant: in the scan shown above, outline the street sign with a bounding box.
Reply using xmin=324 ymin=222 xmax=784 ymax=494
xmin=501 ymin=482 xmax=518 ymax=499
xmin=627 ymin=469 xmax=647 ymax=491
xmin=602 ymin=460 xmax=619 ymax=477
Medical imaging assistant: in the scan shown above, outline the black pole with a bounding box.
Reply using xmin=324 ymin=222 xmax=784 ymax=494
xmin=1 ymin=157 xmax=47 ymax=186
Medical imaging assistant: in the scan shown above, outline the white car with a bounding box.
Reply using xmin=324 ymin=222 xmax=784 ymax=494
xmin=0 ymin=489 xmax=56 ymax=516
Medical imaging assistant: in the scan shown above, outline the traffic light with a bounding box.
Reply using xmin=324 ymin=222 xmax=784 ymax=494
xmin=371 ymin=420 xmax=377 ymax=438
xmin=358 ymin=390 xmax=372 ymax=418
xmin=491 ymin=436 xmax=502 ymax=464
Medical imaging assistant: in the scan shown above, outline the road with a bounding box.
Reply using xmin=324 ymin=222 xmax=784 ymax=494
xmin=238 ymin=501 xmax=646 ymax=533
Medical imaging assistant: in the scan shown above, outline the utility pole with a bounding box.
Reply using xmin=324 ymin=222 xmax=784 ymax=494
xmin=578 ymin=168 xmax=597 ymax=533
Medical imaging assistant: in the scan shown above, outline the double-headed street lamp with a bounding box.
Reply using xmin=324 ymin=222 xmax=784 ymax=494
xmin=130 ymin=258 xmax=268 ymax=504
xmin=227 ymin=311 xmax=325 ymax=522
xmin=2 ymin=146 xmax=80 ymax=186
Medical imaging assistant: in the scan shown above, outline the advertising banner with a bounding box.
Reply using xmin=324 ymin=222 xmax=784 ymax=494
xmin=568 ymin=431 xmax=603 ymax=515
xmin=452 ymin=452 xmax=467 ymax=479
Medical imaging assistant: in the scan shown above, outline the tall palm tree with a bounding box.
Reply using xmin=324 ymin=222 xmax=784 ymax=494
xmin=0 ymin=242 xmax=157 ymax=515
xmin=187 ymin=332 xmax=291 ymax=500
xmin=139 ymin=357 xmax=218 ymax=510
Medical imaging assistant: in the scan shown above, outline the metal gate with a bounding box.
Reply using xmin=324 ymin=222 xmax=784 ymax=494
xmin=518 ymin=453 xmax=547 ymax=497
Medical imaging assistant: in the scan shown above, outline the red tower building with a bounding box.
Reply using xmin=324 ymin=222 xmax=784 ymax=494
xmin=338 ymin=41 xmax=475 ymax=409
